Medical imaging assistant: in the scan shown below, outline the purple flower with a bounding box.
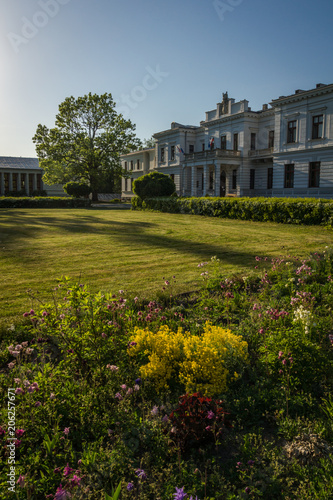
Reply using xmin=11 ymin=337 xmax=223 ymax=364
xmin=173 ymin=486 xmax=187 ymax=499
xmin=247 ymin=460 xmax=255 ymax=466
xmin=15 ymin=387 xmax=24 ymax=395
xmin=63 ymin=427 xmax=70 ymax=436
xmin=207 ymin=411 xmax=215 ymax=420
xmin=151 ymin=405 xmax=159 ymax=416
xmin=15 ymin=429 xmax=25 ymax=438
xmin=115 ymin=392 xmax=123 ymax=400
xmin=245 ymin=487 xmax=251 ymax=494
xmin=127 ymin=482 xmax=134 ymax=491
xmin=135 ymin=468 xmax=147 ymax=480
xmin=70 ymin=475 xmax=81 ymax=486
xmin=135 ymin=377 xmax=142 ymax=385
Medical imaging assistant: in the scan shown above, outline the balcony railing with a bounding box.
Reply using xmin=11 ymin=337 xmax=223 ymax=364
xmin=248 ymin=147 xmax=274 ymax=158
xmin=184 ymin=148 xmax=241 ymax=162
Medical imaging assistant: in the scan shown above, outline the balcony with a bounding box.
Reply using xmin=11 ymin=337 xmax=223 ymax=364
xmin=248 ymin=147 xmax=274 ymax=158
xmin=184 ymin=148 xmax=241 ymax=162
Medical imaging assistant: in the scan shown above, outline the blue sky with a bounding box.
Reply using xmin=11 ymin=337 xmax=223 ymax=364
xmin=1 ymin=0 xmax=333 ymax=157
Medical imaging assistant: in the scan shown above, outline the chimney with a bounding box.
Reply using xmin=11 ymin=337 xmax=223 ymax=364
xmin=316 ymin=83 xmax=326 ymax=88
xmin=262 ymin=104 xmax=268 ymax=111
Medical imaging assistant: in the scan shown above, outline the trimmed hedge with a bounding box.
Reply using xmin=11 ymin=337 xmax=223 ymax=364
xmin=0 ymin=197 xmax=91 ymax=208
xmin=131 ymin=196 xmax=333 ymax=226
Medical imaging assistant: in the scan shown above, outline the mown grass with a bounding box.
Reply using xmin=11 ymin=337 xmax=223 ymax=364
xmin=1 ymin=207 xmax=332 ymax=321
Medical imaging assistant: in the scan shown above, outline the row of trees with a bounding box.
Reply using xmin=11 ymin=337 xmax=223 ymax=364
xmin=33 ymin=93 xmax=157 ymax=201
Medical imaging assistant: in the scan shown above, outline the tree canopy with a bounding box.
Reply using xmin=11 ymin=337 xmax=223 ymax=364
xmin=33 ymin=93 xmax=141 ymax=200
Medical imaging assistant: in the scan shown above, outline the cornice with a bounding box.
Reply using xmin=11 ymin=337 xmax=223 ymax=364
xmin=270 ymin=84 xmax=333 ymax=107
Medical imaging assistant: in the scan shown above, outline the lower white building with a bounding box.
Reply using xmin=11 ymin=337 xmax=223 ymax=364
xmin=0 ymin=157 xmax=65 ymax=196
xmin=121 ymin=83 xmax=333 ymax=199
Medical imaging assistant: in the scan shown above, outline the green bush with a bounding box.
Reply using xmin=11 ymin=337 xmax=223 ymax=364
xmin=132 ymin=172 xmax=175 ymax=199
xmin=63 ymin=182 xmax=91 ymax=198
xmin=131 ymin=196 xmax=333 ymax=226
xmin=0 ymin=197 xmax=91 ymax=208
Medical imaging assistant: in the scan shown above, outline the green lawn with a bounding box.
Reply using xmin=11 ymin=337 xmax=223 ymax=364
xmin=1 ymin=207 xmax=332 ymax=321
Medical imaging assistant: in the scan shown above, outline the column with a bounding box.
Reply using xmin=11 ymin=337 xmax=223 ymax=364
xmin=25 ymin=173 xmax=29 ymax=195
xmin=0 ymin=172 xmax=4 ymax=196
xmin=191 ymin=166 xmax=197 ymax=197
xmin=215 ymin=164 xmax=220 ymax=197
xmin=203 ymin=164 xmax=208 ymax=196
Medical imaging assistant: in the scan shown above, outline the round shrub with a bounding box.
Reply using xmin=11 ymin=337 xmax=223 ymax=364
xmin=63 ymin=181 xmax=91 ymax=198
xmin=132 ymin=172 xmax=175 ymax=199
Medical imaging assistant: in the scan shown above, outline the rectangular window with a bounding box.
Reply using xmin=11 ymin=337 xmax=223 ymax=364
xmin=309 ymin=162 xmax=320 ymax=188
xmin=171 ymin=145 xmax=175 ymax=161
xmin=124 ymin=161 xmax=127 ymax=171
xmin=137 ymin=159 xmax=140 ymax=170
xmin=130 ymin=161 xmax=133 ymax=171
xmin=267 ymin=167 xmax=273 ymax=189
xmin=287 ymin=120 xmax=297 ymax=143
xmin=202 ymin=143 xmax=205 ymax=151
xmin=312 ymin=115 xmax=323 ymax=139
xmin=284 ymin=164 xmax=294 ymax=188
xmin=268 ymin=130 xmax=274 ymax=148
xmin=250 ymin=169 xmax=255 ymax=189
xmin=189 ymin=144 xmax=194 ymax=154
xmin=221 ymin=135 xmax=226 ymax=150
xmin=232 ymin=169 xmax=237 ymax=189
xmin=251 ymin=133 xmax=256 ymax=151
xmin=160 ymin=148 xmax=164 ymax=162
xmin=170 ymin=174 xmax=175 ymax=182
xmin=233 ymin=133 xmax=238 ymax=151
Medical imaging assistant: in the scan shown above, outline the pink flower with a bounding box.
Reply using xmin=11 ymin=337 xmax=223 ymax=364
xmin=63 ymin=464 xmax=74 ymax=477
xmin=101 ymin=332 xmax=107 ymax=338
xmin=50 ymin=393 xmax=56 ymax=400
xmin=54 ymin=484 xmax=72 ymax=499
xmin=21 ymin=342 xmax=29 ymax=348
xmin=63 ymin=427 xmax=70 ymax=436
xmin=205 ymin=425 xmax=212 ymax=431
xmin=26 ymin=348 xmax=33 ymax=355
xmin=120 ymin=384 xmax=127 ymax=390
xmin=207 ymin=411 xmax=215 ymax=420
xmin=8 ymin=362 xmax=15 ymax=369
xmin=134 ymin=384 xmax=140 ymax=391
xmin=151 ymin=406 xmax=159 ymax=416
xmin=70 ymin=474 xmax=81 ymax=486
xmin=106 ymin=365 xmax=119 ymax=372
xmin=15 ymin=388 xmax=24 ymax=395
xmin=15 ymin=429 xmax=25 ymax=438
xmin=17 ymin=475 xmax=25 ymax=488
xmin=35 ymin=401 xmax=42 ymax=407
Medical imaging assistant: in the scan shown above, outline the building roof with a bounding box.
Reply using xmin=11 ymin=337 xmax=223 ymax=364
xmin=0 ymin=157 xmax=41 ymax=170
xmin=270 ymin=83 xmax=333 ymax=105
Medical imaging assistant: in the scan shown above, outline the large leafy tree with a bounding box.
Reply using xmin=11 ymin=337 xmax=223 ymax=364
xmin=33 ymin=93 xmax=141 ymax=200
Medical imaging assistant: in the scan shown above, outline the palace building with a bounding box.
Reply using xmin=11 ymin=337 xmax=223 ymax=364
xmin=121 ymin=83 xmax=333 ymax=199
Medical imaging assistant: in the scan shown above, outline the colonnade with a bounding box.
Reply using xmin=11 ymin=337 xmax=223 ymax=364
xmin=0 ymin=171 xmax=42 ymax=196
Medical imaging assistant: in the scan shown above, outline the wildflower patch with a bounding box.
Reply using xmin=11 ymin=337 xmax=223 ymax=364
xmin=129 ymin=322 xmax=248 ymax=396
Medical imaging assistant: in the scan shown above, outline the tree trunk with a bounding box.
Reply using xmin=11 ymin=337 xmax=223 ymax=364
xmin=91 ymin=189 xmax=98 ymax=202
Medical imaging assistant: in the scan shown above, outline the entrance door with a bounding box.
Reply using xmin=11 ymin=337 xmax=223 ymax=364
xmin=220 ymin=171 xmax=226 ymax=197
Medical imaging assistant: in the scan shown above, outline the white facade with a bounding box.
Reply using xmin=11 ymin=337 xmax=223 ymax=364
xmin=121 ymin=83 xmax=333 ymax=199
